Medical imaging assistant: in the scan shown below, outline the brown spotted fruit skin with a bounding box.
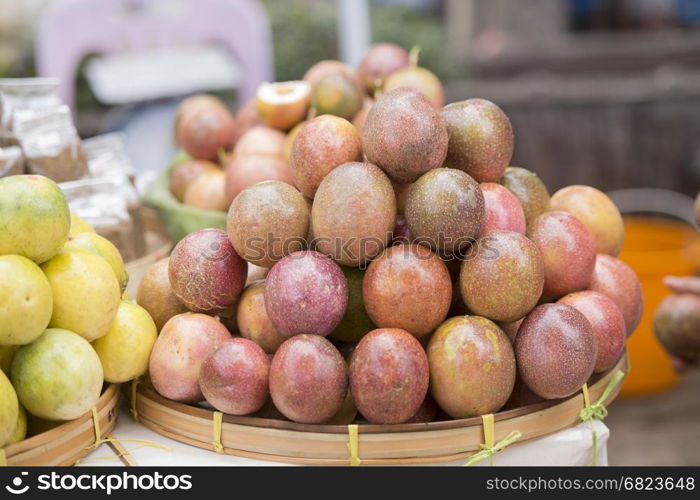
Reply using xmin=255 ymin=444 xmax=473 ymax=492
xmin=391 ymin=215 xmax=414 ymax=246
xmin=479 ymin=182 xmax=526 ymax=236
xmin=232 ymin=125 xmax=285 ymax=159
xmin=654 ymin=293 xmax=700 ymax=362
xmin=199 ymin=338 xmax=269 ymax=415
xmin=177 ymin=105 xmax=235 ymax=161
xmin=227 ymin=180 xmax=309 ymax=268
xmin=289 ymin=115 xmax=362 ymax=199
xmin=264 ymin=251 xmax=348 ymax=337
xmin=169 ymin=229 xmax=247 ymax=315
xmin=405 ymin=168 xmax=485 ymax=253
xmin=589 ymin=254 xmax=643 ymax=336
xmin=515 ymin=303 xmax=597 ymax=399
xmin=404 ymin=393 xmax=438 ymax=424
xmin=392 ymin=180 xmax=411 ymax=215
xmin=329 ymin=266 xmax=375 ymax=344
xmin=383 ymin=66 xmax=445 ymax=108
xmin=498 ymin=317 xmax=524 ymax=344
xmin=136 ymin=258 xmax=188 ymax=332
xmin=170 ymin=160 xmax=219 ymax=202
xmin=362 ymin=88 xmax=448 ymax=184
xmin=312 ymin=162 xmax=396 ymax=267
xmin=349 ymin=328 xmax=429 ymax=424
xmin=224 ymin=154 xmax=293 ymax=206
xmin=558 ymin=291 xmax=626 ymax=373
xmin=527 ymin=211 xmax=596 ymax=299
xmin=498 ymin=167 xmax=551 ymax=227
xmin=427 ymin=316 xmax=515 ymax=418
xmin=441 ymin=99 xmax=513 ymax=183
xmin=550 ymin=185 xmax=624 ymax=256
xmin=311 ymin=73 xmax=364 ymax=121
xmin=503 ymin=376 xmax=544 ymax=410
xmin=149 ymin=313 xmax=231 ymax=403
xmin=460 ymin=231 xmax=544 ymax=323
xmin=363 ymin=244 xmax=452 ymax=338
xmin=236 ymin=281 xmax=287 ymax=354
xmin=357 ymin=43 xmax=410 ymax=94
xmin=269 ymin=335 xmax=348 ymax=423
xmin=304 ymin=60 xmax=360 ymax=89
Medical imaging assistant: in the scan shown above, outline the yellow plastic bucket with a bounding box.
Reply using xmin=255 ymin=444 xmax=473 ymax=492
xmin=618 ymin=216 xmax=700 ymax=397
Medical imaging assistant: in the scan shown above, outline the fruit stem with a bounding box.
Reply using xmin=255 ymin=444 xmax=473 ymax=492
xmin=373 ymin=80 xmax=383 ymax=99
xmin=217 ymin=148 xmax=228 ymax=167
xmin=409 ymin=45 xmax=421 ymax=67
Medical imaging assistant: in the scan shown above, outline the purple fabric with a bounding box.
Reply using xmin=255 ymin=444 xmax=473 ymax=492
xmin=35 ymin=0 xmax=274 ymax=108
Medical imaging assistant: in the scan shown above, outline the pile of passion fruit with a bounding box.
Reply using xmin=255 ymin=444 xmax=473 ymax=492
xmin=142 ymin=43 xmax=643 ymax=425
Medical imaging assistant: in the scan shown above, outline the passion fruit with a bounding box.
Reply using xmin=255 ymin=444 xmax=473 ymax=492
xmin=236 ymin=281 xmax=287 ymax=354
xmin=264 ymin=251 xmax=348 ymax=337
xmin=224 ymin=154 xmax=293 ymax=205
xmin=498 ymin=167 xmax=551 ymax=226
xmin=349 ymin=328 xmax=428 ymax=424
xmin=550 ymin=185 xmax=624 ymax=256
xmin=357 ymin=43 xmax=410 ymax=94
xmin=363 ymin=244 xmax=451 ymax=337
xmin=362 ymin=88 xmax=447 ymax=183
xmin=311 ymin=73 xmax=364 ymax=121
xmin=460 ymin=231 xmax=544 ymax=322
xmin=441 ymin=99 xmax=513 ymax=183
xmin=255 ymin=81 xmax=311 ymax=131
xmin=289 ymin=115 xmax=362 ymax=198
xmin=227 ymin=180 xmax=309 ymax=268
xmin=559 ymin=291 xmax=626 ymax=373
xmin=136 ymin=258 xmax=188 ymax=332
xmin=428 ymin=316 xmax=516 ymax=418
xmin=479 ymin=182 xmax=526 ymax=236
xmin=515 ymin=303 xmax=597 ymax=399
xmin=527 ymin=211 xmax=596 ymax=299
xmin=589 ymin=254 xmax=643 ymax=336
xmin=312 ymin=162 xmax=396 ymax=267
xmin=383 ymin=66 xmax=444 ymax=108
xmin=269 ymin=335 xmax=347 ymax=423
xmin=405 ymin=168 xmax=484 ymax=253
xmin=168 ymin=229 xmax=247 ymax=315
xmin=654 ymin=293 xmax=700 ymax=362
xmin=170 ymin=160 xmax=219 ymax=202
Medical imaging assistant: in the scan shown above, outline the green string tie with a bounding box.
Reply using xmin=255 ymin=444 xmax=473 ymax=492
xmin=465 ymin=414 xmax=522 ymax=466
xmin=579 ymin=370 xmax=626 ymax=466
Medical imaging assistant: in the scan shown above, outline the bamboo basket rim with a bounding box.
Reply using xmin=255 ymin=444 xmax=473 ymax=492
xmin=3 ymin=384 xmax=120 ymax=466
xmin=132 ymin=352 xmax=628 ymax=465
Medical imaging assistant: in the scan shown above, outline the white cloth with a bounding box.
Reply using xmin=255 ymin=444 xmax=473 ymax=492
xmin=78 ymin=402 xmax=608 ymax=467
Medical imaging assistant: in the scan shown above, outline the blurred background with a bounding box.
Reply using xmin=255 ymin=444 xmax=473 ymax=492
xmin=1 ymin=0 xmax=698 ymax=465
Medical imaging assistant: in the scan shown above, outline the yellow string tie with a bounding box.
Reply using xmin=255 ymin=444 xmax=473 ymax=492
xmin=465 ymin=414 xmax=522 ymax=466
xmin=212 ymin=411 xmax=224 ymax=454
xmin=130 ymin=378 xmax=140 ymax=421
xmin=579 ymin=369 xmax=625 ymax=466
xmin=87 ymin=406 xmax=171 ymax=458
xmin=91 ymin=407 xmax=102 ymax=448
xmin=346 ymin=424 xmax=361 ymax=466
xmin=0 ymin=448 xmax=6 ymax=466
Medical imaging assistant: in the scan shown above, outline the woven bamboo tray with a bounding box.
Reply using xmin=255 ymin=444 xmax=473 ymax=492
xmin=3 ymin=384 xmax=120 ymax=466
xmin=133 ymin=352 xmax=628 ymax=465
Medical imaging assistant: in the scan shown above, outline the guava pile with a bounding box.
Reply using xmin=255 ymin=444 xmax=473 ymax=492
xmin=0 ymin=174 xmax=157 ymax=447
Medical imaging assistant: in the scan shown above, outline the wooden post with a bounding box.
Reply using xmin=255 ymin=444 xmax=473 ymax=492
xmin=336 ymin=0 xmax=371 ymax=67
xmin=446 ymin=0 xmax=475 ymax=64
